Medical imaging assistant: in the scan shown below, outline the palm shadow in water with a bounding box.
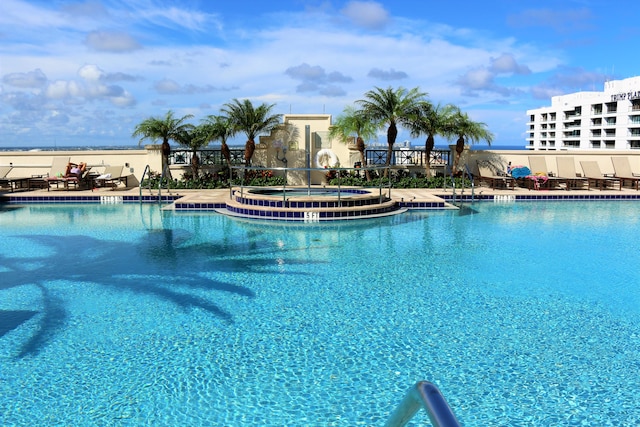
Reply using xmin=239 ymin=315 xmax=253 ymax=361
xmin=0 ymin=227 xmax=316 ymax=358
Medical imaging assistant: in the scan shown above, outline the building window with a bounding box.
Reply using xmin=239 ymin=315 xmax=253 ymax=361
xmin=605 ymin=117 xmax=616 ymax=125
xmin=592 ymin=104 xmax=603 ymax=115
xmin=563 ymin=140 xmax=580 ymax=148
xmin=629 ymin=141 xmax=640 ymax=149
xmin=604 ymin=140 xmax=615 ymax=149
xmin=605 ymin=129 xmax=616 ymax=137
xmin=591 ymin=129 xmax=601 ymax=136
xmin=632 ymin=100 xmax=640 ymax=111
xmin=606 ymin=102 xmax=617 ymax=113
xmin=592 ymin=117 xmax=602 ymax=126
xmin=630 ymin=115 xmax=640 ymax=124
xmin=590 ymin=140 xmax=601 ymax=148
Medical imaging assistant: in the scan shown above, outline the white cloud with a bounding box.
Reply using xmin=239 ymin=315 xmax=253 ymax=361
xmin=78 ymin=64 xmax=105 ymax=82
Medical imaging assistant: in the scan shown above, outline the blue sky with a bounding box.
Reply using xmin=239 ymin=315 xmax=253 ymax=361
xmin=1 ymin=0 xmax=639 ymax=148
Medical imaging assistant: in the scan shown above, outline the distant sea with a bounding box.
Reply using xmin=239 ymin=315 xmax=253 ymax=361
xmin=0 ymin=145 xmax=142 ymax=152
xmin=0 ymin=144 xmax=527 ymax=152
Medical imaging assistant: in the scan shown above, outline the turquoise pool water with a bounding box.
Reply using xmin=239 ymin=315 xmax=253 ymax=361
xmin=1 ymin=202 xmax=639 ymax=426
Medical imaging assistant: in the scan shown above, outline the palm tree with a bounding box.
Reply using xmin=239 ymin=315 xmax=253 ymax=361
xmin=450 ymin=109 xmax=494 ymax=172
xmin=221 ymin=99 xmax=282 ymax=166
xmin=202 ymin=115 xmax=237 ymax=167
xmin=175 ymin=124 xmax=214 ymax=179
xmin=356 ymin=86 xmax=428 ymax=175
xmin=132 ymin=110 xmax=194 ymax=178
xmin=329 ymin=106 xmax=377 ymax=181
xmin=406 ymin=102 xmax=457 ymax=177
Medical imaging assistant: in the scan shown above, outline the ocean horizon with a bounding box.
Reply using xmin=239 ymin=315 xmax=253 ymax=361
xmin=0 ymin=143 xmax=527 ymax=152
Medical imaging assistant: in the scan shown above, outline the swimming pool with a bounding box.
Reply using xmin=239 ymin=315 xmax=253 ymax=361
xmin=1 ymin=202 xmax=639 ymax=426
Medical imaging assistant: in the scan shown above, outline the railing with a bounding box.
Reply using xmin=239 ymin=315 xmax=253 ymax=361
xmin=139 ymin=164 xmax=151 ymax=199
xmin=169 ymin=149 xmax=245 ymax=166
xmin=230 ymin=165 xmax=392 ymax=204
xmin=138 ymin=163 xmax=173 ymax=200
xmin=384 ymin=381 xmax=460 ymax=427
xmin=365 ymin=149 xmax=450 ymax=169
xmin=169 ymin=148 xmax=451 ymax=170
xmin=463 ymin=163 xmax=475 ymax=201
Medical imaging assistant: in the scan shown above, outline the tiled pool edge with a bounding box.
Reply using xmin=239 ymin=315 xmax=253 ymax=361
xmin=0 ymin=194 xmax=181 ymax=204
xmin=3 ymin=192 xmax=640 ymax=210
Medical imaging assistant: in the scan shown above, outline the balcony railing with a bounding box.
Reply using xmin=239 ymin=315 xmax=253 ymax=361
xmin=365 ymin=149 xmax=451 ymax=167
xmin=169 ymin=148 xmax=452 ymax=168
xmin=169 ymin=148 xmax=245 ymax=166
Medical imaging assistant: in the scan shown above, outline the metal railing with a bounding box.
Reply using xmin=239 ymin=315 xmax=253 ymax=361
xmin=365 ymin=149 xmax=451 ymax=169
xmin=139 ymin=163 xmax=173 ymax=200
xmin=169 ymin=148 xmax=245 ymax=166
xmin=384 ymin=381 xmax=460 ymax=427
xmin=463 ymin=163 xmax=475 ymax=201
xmin=139 ymin=164 xmax=151 ymax=199
xmin=169 ymin=148 xmax=451 ymax=170
xmin=230 ymin=165 xmax=392 ymax=204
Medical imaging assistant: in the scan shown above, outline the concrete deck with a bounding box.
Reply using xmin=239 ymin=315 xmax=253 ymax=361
xmin=3 ymin=183 xmax=640 ymax=206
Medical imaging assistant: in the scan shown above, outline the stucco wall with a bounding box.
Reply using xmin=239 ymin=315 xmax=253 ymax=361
xmin=0 ymin=145 xmax=163 ymax=186
xmin=465 ymin=149 xmax=640 ymax=176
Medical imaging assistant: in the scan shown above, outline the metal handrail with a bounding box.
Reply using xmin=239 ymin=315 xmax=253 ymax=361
xmin=230 ymin=165 xmax=392 ymax=202
xmin=463 ymin=163 xmax=475 ymax=201
xmin=159 ymin=162 xmax=172 ymax=199
xmin=139 ymin=164 xmax=151 ymax=200
xmin=384 ymin=381 xmax=460 ymax=427
xmin=138 ymin=163 xmax=172 ymax=201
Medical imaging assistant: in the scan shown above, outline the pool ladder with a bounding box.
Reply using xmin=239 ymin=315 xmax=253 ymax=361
xmin=384 ymin=381 xmax=460 ymax=427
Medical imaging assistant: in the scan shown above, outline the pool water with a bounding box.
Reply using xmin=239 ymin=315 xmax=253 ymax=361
xmin=1 ymin=202 xmax=639 ymax=426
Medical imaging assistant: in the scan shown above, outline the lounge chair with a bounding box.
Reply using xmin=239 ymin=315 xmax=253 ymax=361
xmin=580 ymin=161 xmax=621 ymax=190
xmin=45 ymin=158 xmax=90 ymax=190
xmin=556 ymin=157 xmax=588 ymax=190
xmin=476 ymin=161 xmax=515 ymax=190
xmin=528 ymin=156 xmax=567 ymax=190
xmin=94 ymin=165 xmax=126 ymax=189
xmin=0 ymin=166 xmax=32 ymax=192
xmin=611 ymin=157 xmax=640 ymax=190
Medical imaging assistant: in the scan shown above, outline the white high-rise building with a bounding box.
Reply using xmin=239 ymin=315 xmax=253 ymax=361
xmin=526 ymin=76 xmax=640 ymax=150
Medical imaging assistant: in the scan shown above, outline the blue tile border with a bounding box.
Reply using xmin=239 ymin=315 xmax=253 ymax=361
xmin=1 ymin=194 xmax=181 ymax=204
xmin=437 ymin=193 xmax=640 ymax=203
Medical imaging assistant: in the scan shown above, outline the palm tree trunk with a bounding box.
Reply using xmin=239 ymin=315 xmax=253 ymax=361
xmin=161 ymin=139 xmax=172 ymax=180
xmin=384 ymin=123 xmax=398 ymax=177
xmin=221 ymin=142 xmax=231 ymax=167
xmin=425 ymin=134 xmax=434 ymax=177
xmin=453 ymin=136 xmax=465 ymax=173
xmin=245 ymin=139 xmax=255 ymax=166
xmin=191 ymin=152 xmax=199 ymax=179
xmin=356 ymin=137 xmax=371 ymax=181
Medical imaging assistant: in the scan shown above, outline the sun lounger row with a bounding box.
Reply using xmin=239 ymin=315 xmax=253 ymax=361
xmin=476 ymin=156 xmax=640 ymax=191
xmin=0 ymin=158 xmax=128 ymax=192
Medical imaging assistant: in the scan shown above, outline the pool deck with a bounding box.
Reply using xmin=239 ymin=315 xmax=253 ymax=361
xmin=3 ymin=183 xmax=640 ymax=209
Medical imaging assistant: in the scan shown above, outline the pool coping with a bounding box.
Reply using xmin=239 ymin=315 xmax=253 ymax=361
xmin=2 ymin=187 xmax=640 ymax=211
